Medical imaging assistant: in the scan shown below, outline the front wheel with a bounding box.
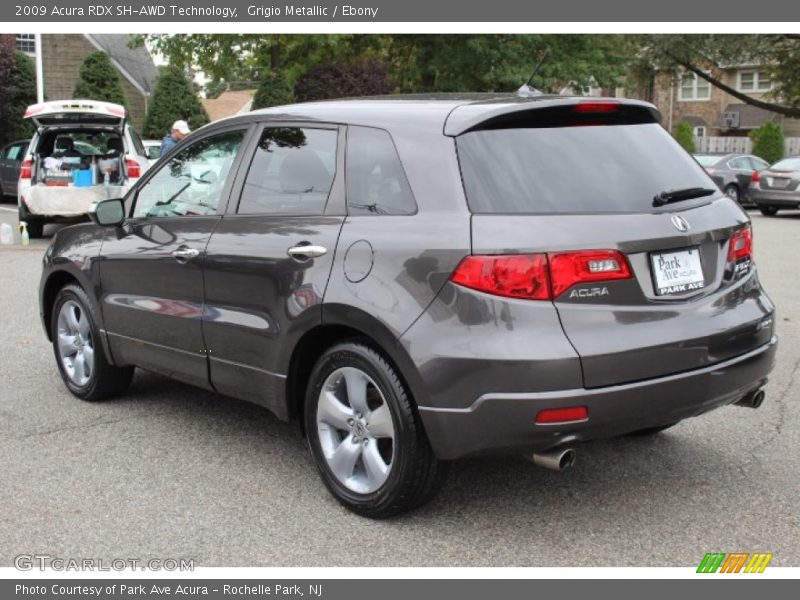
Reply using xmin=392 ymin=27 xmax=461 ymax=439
xmin=52 ymin=283 xmax=134 ymax=401
xmin=759 ymin=206 xmax=779 ymax=216
xmin=304 ymin=342 xmax=446 ymax=518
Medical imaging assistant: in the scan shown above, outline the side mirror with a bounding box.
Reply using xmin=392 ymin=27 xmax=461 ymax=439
xmin=147 ymin=147 xmax=161 ymax=160
xmin=89 ymin=198 xmax=126 ymax=227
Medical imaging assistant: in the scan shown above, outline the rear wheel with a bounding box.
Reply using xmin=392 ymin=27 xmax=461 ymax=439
xmin=724 ymin=184 xmax=740 ymax=204
xmin=759 ymin=206 xmax=779 ymax=216
xmin=304 ymin=341 xmax=446 ymax=518
xmin=52 ymin=283 xmax=134 ymax=401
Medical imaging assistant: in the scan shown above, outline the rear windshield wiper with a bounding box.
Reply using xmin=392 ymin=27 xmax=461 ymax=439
xmin=653 ymin=187 xmax=716 ymax=207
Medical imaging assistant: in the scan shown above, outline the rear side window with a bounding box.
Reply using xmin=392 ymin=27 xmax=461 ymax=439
xmin=237 ymin=127 xmax=337 ymax=215
xmin=129 ymin=128 xmax=146 ymax=156
xmin=457 ymin=122 xmax=714 ymax=214
xmin=346 ymin=126 xmax=416 ymax=215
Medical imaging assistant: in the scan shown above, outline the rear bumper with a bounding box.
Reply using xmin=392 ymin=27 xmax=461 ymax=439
xmin=418 ymin=337 xmax=777 ymax=459
xmin=749 ymin=189 xmax=800 ymax=208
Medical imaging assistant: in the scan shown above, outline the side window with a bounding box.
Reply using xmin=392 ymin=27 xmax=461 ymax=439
xmin=728 ymin=157 xmax=749 ymax=170
xmin=346 ymin=127 xmax=416 ymax=215
xmin=750 ymin=157 xmax=769 ymax=171
xmin=129 ymin=128 xmax=146 ymax=156
xmin=6 ymin=144 xmax=24 ymax=160
xmin=237 ymin=127 xmax=337 ymax=215
xmin=132 ymin=130 xmax=245 ymax=218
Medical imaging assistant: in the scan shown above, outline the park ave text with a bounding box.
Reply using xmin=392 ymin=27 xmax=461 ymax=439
xmin=16 ymin=4 xmax=380 ymax=19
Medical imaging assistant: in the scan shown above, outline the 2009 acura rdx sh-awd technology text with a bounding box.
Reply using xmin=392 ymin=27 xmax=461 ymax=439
xmin=39 ymin=95 xmax=777 ymax=517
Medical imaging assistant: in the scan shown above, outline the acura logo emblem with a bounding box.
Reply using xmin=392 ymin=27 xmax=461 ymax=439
xmin=671 ymin=215 xmax=690 ymax=232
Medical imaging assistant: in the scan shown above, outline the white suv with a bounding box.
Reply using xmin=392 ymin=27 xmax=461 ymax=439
xmin=18 ymin=99 xmax=150 ymax=238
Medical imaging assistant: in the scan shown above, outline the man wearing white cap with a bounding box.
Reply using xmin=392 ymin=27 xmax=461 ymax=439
xmin=161 ymin=120 xmax=191 ymax=155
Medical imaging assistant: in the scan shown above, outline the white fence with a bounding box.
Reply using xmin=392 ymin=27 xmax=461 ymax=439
xmin=694 ymin=136 xmax=800 ymax=157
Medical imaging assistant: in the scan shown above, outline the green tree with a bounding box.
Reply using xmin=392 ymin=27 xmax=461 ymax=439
xmin=634 ymin=34 xmax=800 ymax=118
xmin=73 ymin=50 xmax=126 ymax=106
xmin=143 ymin=67 xmax=209 ymax=138
xmin=749 ymin=122 xmax=784 ymax=164
xmin=673 ymin=121 xmax=696 ymax=153
xmin=252 ymin=71 xmax=294 ymax=109
xmin=0 ymin=50 xmax=36 ymax=145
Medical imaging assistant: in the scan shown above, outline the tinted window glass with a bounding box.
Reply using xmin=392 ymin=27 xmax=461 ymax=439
xmin=129 ymin=128 xmax=146 ymax=156
xmin=5 ymin=144 xmax=23 ymax=160
xmin=457 ymin=123 xmax=714 ymax=214
xmin=346 ymin=127 xmax=416 ymax=215
xmin=133 ymin=130 xmax=245 ymax=218
xmin=238 ymin=127 xmax=337 ymax=215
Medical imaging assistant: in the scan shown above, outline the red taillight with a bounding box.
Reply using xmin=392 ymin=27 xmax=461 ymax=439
xmin=728 ymin=225 xmax=753 ymax=263
xmin=535 ymin=406 xmax=589 ymax=424
xmin=450 ymin=250 xmax=632 ymax=300
xmin=450 ymin=254 xmax=551 ymax=300
xmin=573 ymin=100 xmax=619 ymax=113
xmin=751 ymin=170 xmax=761 ymax=183
xmin=19 ymin=159 xmax=32 ymax=180
xmin=548 ymin=250 xmax=632 ymax=298
xmin=125 ymin=157 xmax=141 ymax=178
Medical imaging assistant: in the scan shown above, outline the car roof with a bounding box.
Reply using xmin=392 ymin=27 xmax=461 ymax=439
xmin=203 ymin=94 xmax=661 ymax=137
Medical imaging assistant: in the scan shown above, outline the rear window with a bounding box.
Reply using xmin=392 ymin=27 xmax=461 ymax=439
xmin=694 ymin=155 xmax=720 ymax=167
xmin=772 ymin=157 xmax=800 ymax=170
xmin=457 ymin=122 xmax=714 ymax=214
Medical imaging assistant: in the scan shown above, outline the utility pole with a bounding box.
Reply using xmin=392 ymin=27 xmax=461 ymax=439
xmin=34 ymin=33 xmax=44 ymax=103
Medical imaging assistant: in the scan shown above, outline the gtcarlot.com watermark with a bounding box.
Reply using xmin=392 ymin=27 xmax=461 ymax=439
xmin=14 ymin=554 xmax=195 ymax=571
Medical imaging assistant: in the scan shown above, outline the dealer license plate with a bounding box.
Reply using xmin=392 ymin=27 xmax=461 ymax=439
xmin=650 ymin=248 xmax=705 ymax=296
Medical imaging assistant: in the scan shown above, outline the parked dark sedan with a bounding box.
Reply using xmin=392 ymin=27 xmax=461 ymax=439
xmin=39 ymin=96 xmax=776 ymax=517
xmin=0 ymin=139 xmax=30 ymax=200
xmin=749 ymin=156 xmax=800 ymax=216
xmin=694 ymin=153 xmax=770 ymax=206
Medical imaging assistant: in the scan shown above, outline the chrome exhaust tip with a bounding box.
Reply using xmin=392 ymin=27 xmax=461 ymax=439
xmin=532 ymin=448 xmax=576 ymax=471
xmin=735 ymin=389 xmax=765 ymax=409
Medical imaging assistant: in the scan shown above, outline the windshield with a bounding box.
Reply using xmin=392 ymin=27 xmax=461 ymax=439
xmin=694 ymin=155 xmax=721 ymax=167
xmin=457 ymin=123 xmax=716 ymax=214
xmin=771 ymin=157 xmax=800 ymax=171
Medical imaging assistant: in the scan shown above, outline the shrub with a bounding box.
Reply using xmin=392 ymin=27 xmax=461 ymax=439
xmin=294 ymin=60 xmax=392 ymax=103
xmin=0 ymin=51 xmax=36 ymax=145
xmin=673 ymin=121 xmax=696 ymax=153
xmin=749 ymin=122 xmax=785 ymax=165
xmin=143 ymin=67 xmax=209 ymax=138
xmin=252 ymin=71 xmax=294 ymax=110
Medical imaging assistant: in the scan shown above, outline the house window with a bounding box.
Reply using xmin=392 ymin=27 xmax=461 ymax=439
xmin=739 ymin=70 xmax=773 ymax=92
xmin=679 ymin=73 xmax=711 ymax=101
xmin=693 ymin=126 xmax=707 ymax=137
xmin=15 ymin=34 xmax=36 ymax=55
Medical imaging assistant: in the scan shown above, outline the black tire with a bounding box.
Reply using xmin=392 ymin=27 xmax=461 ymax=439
xmin=627 ymin=422 xmax=679 ymax=437
xmin=724 ymin=184 xmax=740 ymax=204
xmin=759 ymin=206 xmax=779 ymax=216
xmin=304 ymin=341 xmax=447 ymax=518
xmin=51 ymin=283 xmax=134 ymax=401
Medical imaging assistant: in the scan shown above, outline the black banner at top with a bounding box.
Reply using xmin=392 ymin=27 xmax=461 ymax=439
xmin=4 ymin=0 xmax=800 ymax=22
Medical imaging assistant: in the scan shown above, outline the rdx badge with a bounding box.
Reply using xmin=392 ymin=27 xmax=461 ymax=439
xmin=569 ymin=287 xmax=610 ymax=298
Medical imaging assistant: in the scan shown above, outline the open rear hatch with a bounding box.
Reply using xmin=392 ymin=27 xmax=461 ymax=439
xmin=454 ymin=99 xmax=774 ymax=388
xmin=24 ymin=99 xmax=126 ymax=128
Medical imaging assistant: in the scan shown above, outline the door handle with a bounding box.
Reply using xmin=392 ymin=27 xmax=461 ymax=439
xmin=172 ymin=247 xmax=200 ymax=260
xmin=287 ymin=244 xmax=327 ymax=259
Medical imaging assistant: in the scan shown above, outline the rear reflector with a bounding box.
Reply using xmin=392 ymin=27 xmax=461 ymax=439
xmin=450 ymin=249 xmax=632 ymax=300
xmin=535 ymin=406 xmax=589 ymax=424
xmin=19 ymin=159 xmax=32 ymax=180
xmin=728 ymin=224 xmax=753 ymax=263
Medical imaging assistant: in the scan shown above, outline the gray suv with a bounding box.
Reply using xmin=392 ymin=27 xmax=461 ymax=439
xmin=39 ymin=95 xmax=777 ymax=517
